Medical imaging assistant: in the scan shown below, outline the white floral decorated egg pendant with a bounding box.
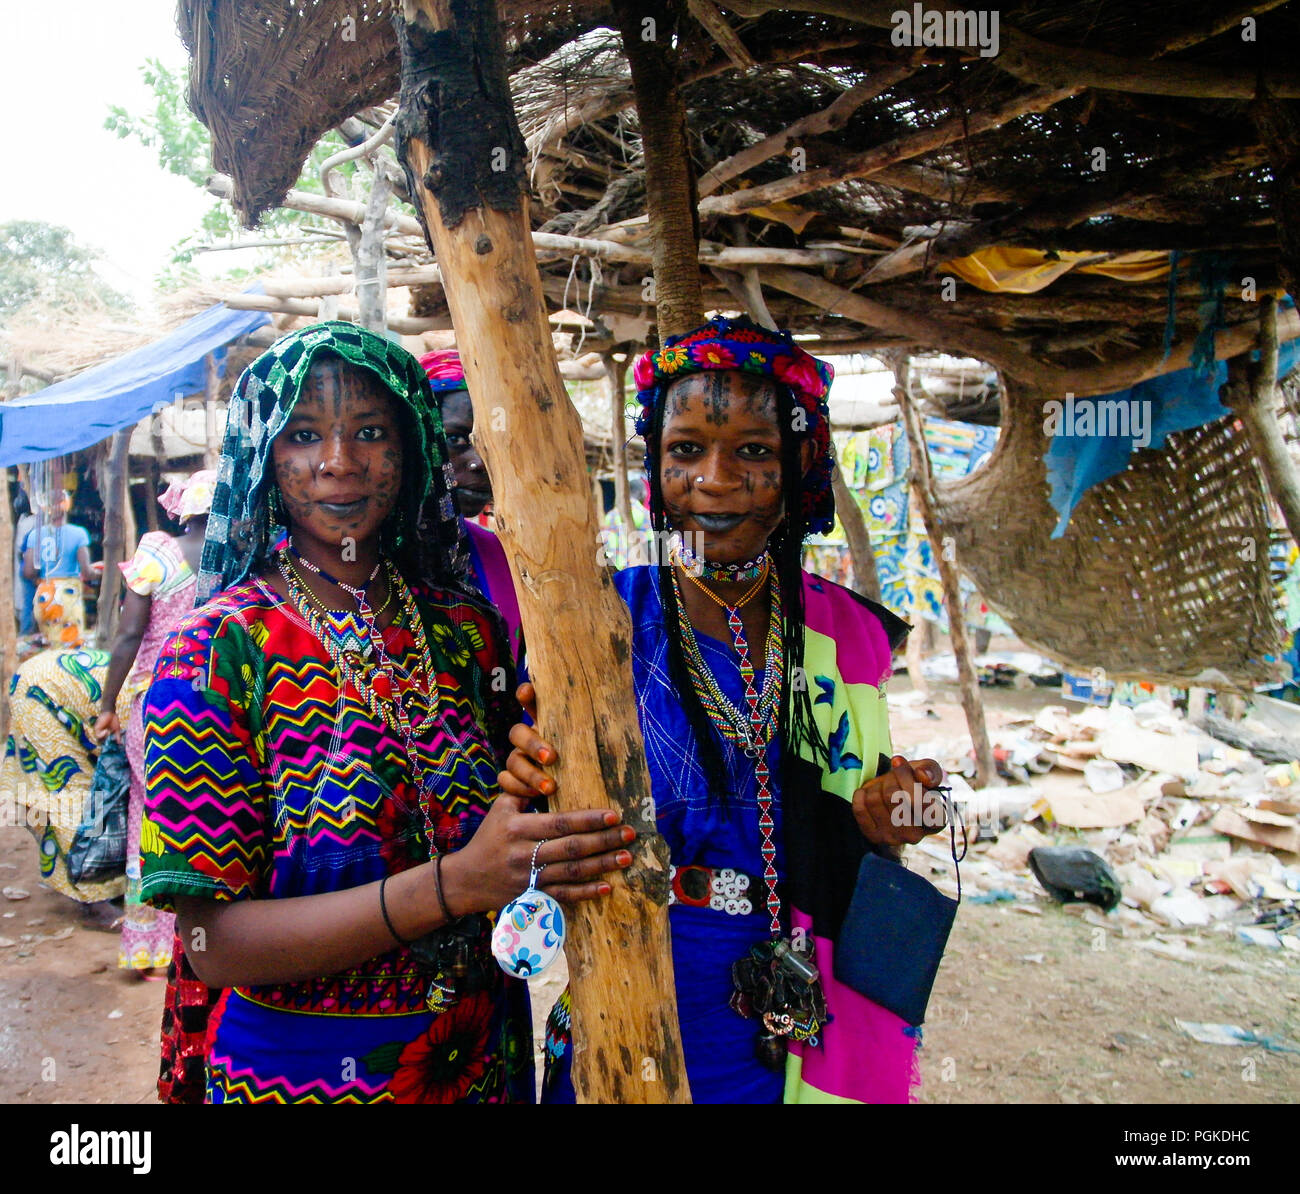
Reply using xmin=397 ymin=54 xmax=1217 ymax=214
xmin=491 ymin=862 xmax=566 ymax=978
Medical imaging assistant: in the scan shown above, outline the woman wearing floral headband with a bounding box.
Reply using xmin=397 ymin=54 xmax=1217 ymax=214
xmin=505 ymin=315 xmax=948 ymax=1104
xmin=138 ymin=322 xmax=633 ymax=1103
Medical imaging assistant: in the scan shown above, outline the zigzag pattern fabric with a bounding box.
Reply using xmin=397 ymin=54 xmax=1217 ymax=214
xmin=140 ymin=578 xmax=532 ymax=1103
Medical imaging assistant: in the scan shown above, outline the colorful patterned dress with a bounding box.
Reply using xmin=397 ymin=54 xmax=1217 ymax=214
xmin=544 ymin=566 xmax=918 ymax=1104
xmin=140 ymin=577 xmax=533 ymax=1103
xmin=117 ymin=532 xmax=197 ymax=971
xmin=1 ymin=648 xmax=130 ymax=902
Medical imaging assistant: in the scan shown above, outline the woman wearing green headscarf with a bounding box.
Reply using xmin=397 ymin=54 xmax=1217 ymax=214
xmin=138 ymin=323 xmax=633 ymax=1103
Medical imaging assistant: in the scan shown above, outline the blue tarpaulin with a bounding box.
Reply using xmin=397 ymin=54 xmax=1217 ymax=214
xmin=0 ymin=298 xmax=270 ymax=466
xmin=1046 ymin=315 xmax=1300 ymax=538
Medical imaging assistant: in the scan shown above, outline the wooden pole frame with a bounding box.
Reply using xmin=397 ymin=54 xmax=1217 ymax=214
xmin=889 ymin=354 xmax=996 ymax=789
xmin=96 ymin=429 xmax=132 ymax=647
xmin=393 ymin=0 xmax=689 ymax=1104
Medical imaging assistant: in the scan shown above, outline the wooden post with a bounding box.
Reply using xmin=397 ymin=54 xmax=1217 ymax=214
xmin=611 ymin=0 xmax=705 ymax=338
xmin=394 ymin=0 xmax=689 ymax=1104
xmin=831 ymin=455 xmax=882 ymax=604
xmin=204 ymin=353 xmax=221 ymax=470
xmin=1225 ymin=296 xmax=1300 ymax=545
xmin=147 ymin=414 xmax=165 ymax=532
xmin=0 ymin=467 xmax=15 ymax=746
xmin=96 ymin=429 xmax=132 ymax=645
xmin=344 ymin=168 xmax=392 ymax=333
xmin=890 ymin=355 xmax=996 ymax=788
xmin=605 ymin=352 xmax=644 ymax=566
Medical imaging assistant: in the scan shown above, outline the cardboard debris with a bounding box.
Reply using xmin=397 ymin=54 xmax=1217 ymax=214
xmin=1210 ymin=808 xmax=1300 ymax=855
xmin=1236 ymin=807 xmax=1300 ymax=830
xmin=1044 ymin=789 xmax=1145 ymax=829
xmin=1098 ymin=721 xmax=1199 ymax=778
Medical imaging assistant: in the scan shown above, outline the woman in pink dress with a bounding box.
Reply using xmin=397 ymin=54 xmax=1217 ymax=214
xmin=93 ymin=470 xmax=214 ymax=976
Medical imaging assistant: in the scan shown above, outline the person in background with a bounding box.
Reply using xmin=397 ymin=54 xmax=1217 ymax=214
xmin=13 ymin=489 xmax=38 ymax=636
xmin=420 ymin=350 xmax=523 ymax=662
xmin=0 ymin=646 xmax=129 ymax=928
xmin=23 ymin=495 xmax=97 ymax=648
xmin=93 ymin=469 xmax=215 ymax=979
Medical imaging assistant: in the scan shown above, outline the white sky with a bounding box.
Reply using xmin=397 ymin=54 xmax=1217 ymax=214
xmin=1 ymin=0 xmax=213 ymax=306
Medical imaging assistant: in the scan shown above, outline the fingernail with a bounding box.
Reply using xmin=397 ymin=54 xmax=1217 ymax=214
xmin=598 ymin=883 xmax=612 ymax=895
xmin=620 ymin=826 xmax=636 ymax=843
xmin=604 ymin=811 xmax=619 ymax=826
xmin=541 ymin=779 xmax=555 ymax=795
xmin=616 ymin=851 xmax=633 ymax=866
xmin=541 ymin=750 xmax=554 ymax=764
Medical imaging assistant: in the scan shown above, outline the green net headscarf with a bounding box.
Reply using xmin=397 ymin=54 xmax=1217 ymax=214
xmin=197 ymin=321 xmax=472 ymax=605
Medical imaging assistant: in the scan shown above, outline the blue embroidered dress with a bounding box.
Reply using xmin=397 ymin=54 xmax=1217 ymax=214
xmin=544 ymin=565 xmax=917 ymax=1104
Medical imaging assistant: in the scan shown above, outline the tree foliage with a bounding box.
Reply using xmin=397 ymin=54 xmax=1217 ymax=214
xmin=104 ymin=59 xmax=409 ymax=285
xmin=0 ymin=220 xmax=130 ymax=324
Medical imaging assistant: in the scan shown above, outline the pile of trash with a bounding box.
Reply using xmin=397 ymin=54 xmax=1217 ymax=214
xmin=890 ymin=690 xmax=1300 ymax=954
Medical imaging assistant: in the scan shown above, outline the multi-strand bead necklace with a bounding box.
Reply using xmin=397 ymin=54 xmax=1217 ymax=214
xmin=276 ymin=542 xmax=446 ymax=807
xmin=671 ymin=549 xmax=784 ymax=936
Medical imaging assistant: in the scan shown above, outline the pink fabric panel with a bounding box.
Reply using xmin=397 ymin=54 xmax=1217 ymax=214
xmin=800 ymin=572 xmax=893 ymax=687
xmin=788 ymin=909 xmax=919 ymax=1103
xmin=465 ymin=520 xmax=522 ymax=655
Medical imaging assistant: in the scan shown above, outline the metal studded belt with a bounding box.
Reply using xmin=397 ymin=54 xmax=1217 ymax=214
xmin=668 ymin=864 xmax=757 ymax=916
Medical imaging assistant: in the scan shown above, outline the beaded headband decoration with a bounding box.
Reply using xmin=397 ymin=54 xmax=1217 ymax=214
xmin=419 ymin=349 xmax=469 ymax=395
xmin=632 ymin=315 xmax=836 ymax=535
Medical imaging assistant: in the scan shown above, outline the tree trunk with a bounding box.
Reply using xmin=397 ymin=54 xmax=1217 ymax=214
xmin=394 ymin=0 xmax=689 ymax=1104
xmin=890 ymin=356 xmax=996 ymax=789
xmin=611 ymin=0 xmax=705 ymax=339
xmin=96 ymin=429 xmax=132 ymax=646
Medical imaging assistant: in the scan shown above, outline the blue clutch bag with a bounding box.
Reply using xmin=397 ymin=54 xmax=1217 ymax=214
xmin=832 ymin=849 xmax=958 ymax=1027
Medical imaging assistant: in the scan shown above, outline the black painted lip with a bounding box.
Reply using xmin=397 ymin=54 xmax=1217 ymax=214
xmin=318 ymin=498 xmax=368 ymax=515
xmin=691 ymin=512 xmax=745 ymax=530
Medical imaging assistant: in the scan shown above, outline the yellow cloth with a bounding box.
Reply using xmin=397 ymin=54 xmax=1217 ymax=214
xmin=1 ymin=648 xmax=131 ymax=903
xmin=942 ymin=247 xmax=1170 ymax=294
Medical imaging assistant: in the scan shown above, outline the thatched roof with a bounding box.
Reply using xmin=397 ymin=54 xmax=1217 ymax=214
xmin=173 ymin=0 xmax=1300 ymax=683
xmin=179 ymin=0 xmax=1300 ymax=374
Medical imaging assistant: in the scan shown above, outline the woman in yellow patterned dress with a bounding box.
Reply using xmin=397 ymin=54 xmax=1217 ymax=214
xmin=1 ymin=647 xmax=131 ymax=926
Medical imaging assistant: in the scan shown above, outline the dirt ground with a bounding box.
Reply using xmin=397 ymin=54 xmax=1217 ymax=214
xmin=1 ymin=675 xmax=1297 ymax=1105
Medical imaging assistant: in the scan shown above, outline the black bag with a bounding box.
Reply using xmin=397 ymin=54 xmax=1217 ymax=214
xmin=67 ymin=737 xmax=130 ymax=885
xmin=1027 ymin=847 xmax=1122 ymax=911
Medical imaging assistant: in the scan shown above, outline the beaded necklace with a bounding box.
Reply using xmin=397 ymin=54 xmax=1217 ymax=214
xmin=676 ymin=537 xmax=768 ymax=582
xmin=672 ymin=564 xmax=784 ymax=936
xmin=286 ymin=551 xmax=397 ymax=621
xmin=277 ymin=552 xmax=446 ymax=804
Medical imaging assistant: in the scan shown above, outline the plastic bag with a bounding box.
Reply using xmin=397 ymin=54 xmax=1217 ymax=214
xmin=67 ymin=737 xmax=130 ymax=885
xmin=1027 ymin=846 xmax=1122 ymax=911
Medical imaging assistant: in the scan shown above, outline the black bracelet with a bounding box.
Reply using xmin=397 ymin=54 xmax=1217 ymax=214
xmin=433 ymin=853 xmax=455 ymax=923
xmin=379 ymin=875 xmax=414 ymax=947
